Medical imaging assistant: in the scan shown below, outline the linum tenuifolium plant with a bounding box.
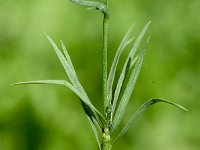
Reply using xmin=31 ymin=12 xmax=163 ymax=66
xmin=14 ymin=0 xmax=188 ymax=150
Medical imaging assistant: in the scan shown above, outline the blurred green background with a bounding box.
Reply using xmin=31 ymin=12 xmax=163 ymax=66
xmin=0 ymin=0 xmax=200 ymax=149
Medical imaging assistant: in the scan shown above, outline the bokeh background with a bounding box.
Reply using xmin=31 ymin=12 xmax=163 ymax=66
xmin=0 ymin=0 xmax=200 ymax=149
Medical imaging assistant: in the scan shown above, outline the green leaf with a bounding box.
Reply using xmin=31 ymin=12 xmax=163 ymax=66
xmin=81 ymin=101 xmax=101 ymax=149
xmin=61 ymin=40 xmax=77 ymax=77
xmin=14 ymin=80 xmax=91 ymax=106
xmin=60 ymin=40 xmax=88 ymax=98
xmin=46 ymin=35 xmax=90 ymax=101
xmin=59 ymin=39 xmax=107 ymax=126
xmin=111 ymin=22 xmax=151 ymax=119
xmin=111 ymin=57 xmax=131 ymax=119
xmin=129 ymin=21 xmax=151 ymax=60
xmin=14 ymin=80 xmax=106 ymax=127
xmin=112 ymin=37 xmax=150 ymax=133
xmin=107 ymin=24 xmax=135 ymax=110
xmin=46 ymin=35 xmax=77 ymax=86
xmin=17 ymin=35 xmax=106 ymax=127
xmin=80 ymin=100 xmax=101 ymax=130
xmin=113 ymin=98 xmax=188 ymax=143
xmin=81 ymin=100 xmax=98 ymax=122
xmin=69 ymin=0 xmax=108 ymax=14
xmin=87 ymin=117 xmax=101 ymax=150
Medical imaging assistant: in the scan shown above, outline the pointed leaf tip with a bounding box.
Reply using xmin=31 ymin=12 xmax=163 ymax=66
xmin=112 ymin=36 xmax=150 ymax=133
xmin=111 ymin=22 xmax=151 ymax=123
xmin=107 ymin=24 xmax=135 ymax=112
xmin=113 ymin=98 xmax=188 ymax=143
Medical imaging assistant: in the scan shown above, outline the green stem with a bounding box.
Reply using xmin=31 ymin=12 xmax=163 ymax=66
xmin=101 ymin=128 xmax=112 ymax=150
xmin=102 ymin=1 xmax=111 ymax=149
xmin=103 ymin=13 xmax=109 ymax=115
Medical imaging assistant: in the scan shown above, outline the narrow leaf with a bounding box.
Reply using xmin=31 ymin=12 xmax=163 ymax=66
xmin=46 ymin=36 xmax=97 ymax=125
xmin=14 ymin=80 xmax=73 ymax=87
xmin=111 ymin=57 xmax=131 ymax=120
xmin=111 ymin=22 xmax=151 ymax=119
xmin=113 ymin=98 xmax=188 ymax=143
xmin=81 ymin=100 xmax=98 ymax=122
xmin=60 ymin=40 xmax=88 ymax=98
xmin=80 ymin=100 xmax=101 ymax=131
xmin=61 ymin=40 xmax=77 ymax=76
xmin=81 ymin=101 xmax=101 ymax=149
xmin=14 ymin=80 xmax=91 ymax=106
xmin=87 ymin=117 xmax=101 ymax=150
xmin=129 ymin=21 xmax=151 ymax=60
xmin=112 ymin=37 xmax=150 ymax=133
xmin=14 ymin=80 xmax=106 ymax=126
xmin=46 ymin=36 xmax=106 ymax=126
xmin=46 ymin=35 xmax=79 ymax=88
xmin=107 ymin=24 xmax=135 ymax=109
xmin=59 ymin=40 xmax=106 ymax=126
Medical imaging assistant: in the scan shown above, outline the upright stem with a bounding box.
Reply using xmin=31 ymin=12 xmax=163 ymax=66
xmin=102 ymin=1 xmax=111 ymax=150
xmin=103 ymin=13 xmax=109 ymax=115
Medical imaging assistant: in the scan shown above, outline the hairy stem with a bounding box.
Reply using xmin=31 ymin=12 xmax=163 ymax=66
xmin=101 ymin=1 xmax=111 ymax=149
xmin=103 ymin=13 xmax=109 ymax=115
xmin=102 ymin=1 xmax=111 ymax=149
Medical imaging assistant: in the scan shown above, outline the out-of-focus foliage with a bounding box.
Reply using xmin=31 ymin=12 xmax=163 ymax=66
xmin=0 ymin=0 xmax=199 ymax=150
